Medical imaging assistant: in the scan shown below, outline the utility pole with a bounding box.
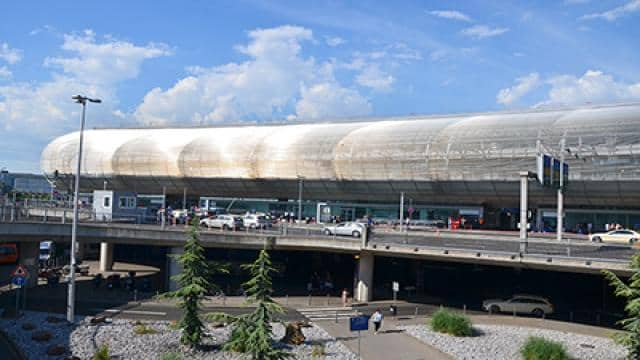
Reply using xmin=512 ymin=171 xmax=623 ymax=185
xmin=519 ymin=171 xmax=529 ymax=253
xmin=557 ymin=137 xmax=565 ymax=241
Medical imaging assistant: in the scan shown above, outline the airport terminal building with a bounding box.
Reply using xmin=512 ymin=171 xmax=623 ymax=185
xmin=41 ymin=103 xmax=640 ymax=232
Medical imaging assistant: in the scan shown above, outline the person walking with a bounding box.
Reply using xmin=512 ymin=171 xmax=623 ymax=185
xmin=371 ymin=309 xmax=383 ymax=334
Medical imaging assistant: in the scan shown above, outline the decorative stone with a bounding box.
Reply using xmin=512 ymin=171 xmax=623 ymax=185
xmin=90 ymin=315 xmax=108 ymax=324
xmin=281 ymin=322 xmax=306 ymax=345
xmin=21 ymin=322 xmax=35 ymax=330
xmin=31 ymin=330 xmax=52 ymax=342
xmin=47 ymin=344 xmax=66 ymax=356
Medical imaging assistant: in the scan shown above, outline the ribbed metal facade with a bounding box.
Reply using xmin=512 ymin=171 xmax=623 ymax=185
xmin=41 ymin=103 xmax=640 ymax=207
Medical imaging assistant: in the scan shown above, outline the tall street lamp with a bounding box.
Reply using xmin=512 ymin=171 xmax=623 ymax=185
xmin=67 ymin=95 xmax=101 ymax=323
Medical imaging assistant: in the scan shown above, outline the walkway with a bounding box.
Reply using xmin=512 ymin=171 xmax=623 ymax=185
xmin=317 ymin=318 xmax=452 ymax=360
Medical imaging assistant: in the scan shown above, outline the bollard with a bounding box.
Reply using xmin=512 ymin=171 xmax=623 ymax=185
xmin=414 ymin=306 xmax=418 ymax=319
xmin=335 ymin=310 xmax=339 ymax=323
xmin=308 ymin=294 xmax=312 ymax=306
xmin=326 ymin=293 xmax=330 ymax=306
xmin=463 ymin=304 xmax=466 ymax=315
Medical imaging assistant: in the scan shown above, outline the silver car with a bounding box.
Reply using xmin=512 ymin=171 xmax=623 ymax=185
xmin=243 ymin=214 xmax=271 ymax=229
xmin=322 ymin=222 xmax=365 ymax=237
xmin=200 ymin=215 xmax=243 ymax=230
xmin=482 ymin=294 xmax=554 ymax=317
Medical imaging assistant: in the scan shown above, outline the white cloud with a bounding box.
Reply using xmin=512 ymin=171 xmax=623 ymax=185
xmin=542 ymin=70 xmax=640 ymax=105
xmin=581 ymin=0 xmax=640 ymax=21
xmin=44 ymin=30 xmax=171 ymax=85
xmin=496 ymin=73 xmax=541 ymax=106
xmin=325 ymin=36 xmax=346 ymax=46
xmin=135 ymin=25 xmax=371 ymax=125
xmin=429 ymin=10 xmax=472 ymax=22
xmin=0 ymin=43 xmax=22 ymax=64
xmin=461 ymin=25 xmax=509 ymax=39
xmin=295 ymin=83 xmax=371 ymax=119
xmin=0 ymin=66 xmax=11 ymax=79
xmin=355 ymin=64 xmax=394 ymax=91
xmin=0 ymin=30 xmax=169 ymax=136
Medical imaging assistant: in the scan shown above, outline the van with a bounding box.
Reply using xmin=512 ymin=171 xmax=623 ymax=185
xmin=39 ymin=241 xmax=55 ymax=265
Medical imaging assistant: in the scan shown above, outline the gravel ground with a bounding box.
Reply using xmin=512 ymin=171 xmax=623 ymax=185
xmin=0 ymin=311 xmax=356 ymax=359
xmin=400 ymin=324 xmax=627 ymax=360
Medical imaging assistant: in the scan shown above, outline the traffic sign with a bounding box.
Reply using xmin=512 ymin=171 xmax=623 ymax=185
xmin=12 ymin=276 xmax=25 ymax=287
xmin=349 ymin=315 xmax=370 ymax=331
xmin=392 ymin=281 xmax=400 ymax=292
xmin=11 ymin=264 xmax=29 ymax=279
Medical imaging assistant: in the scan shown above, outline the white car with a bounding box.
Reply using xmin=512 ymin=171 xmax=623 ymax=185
xmin=590 ymin=229 xmax=640 ymax=244
xmin=200 ymin=215 xmax=243 ymax=230
xmin=322 ymin=222 xmax=365 ymax=237
xmin=243 ymin=214 xmax=271 ymax=229
xmin=482 ymin=294 xmax=554 ymax=317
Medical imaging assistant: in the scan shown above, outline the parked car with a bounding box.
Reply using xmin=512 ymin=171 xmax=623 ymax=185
xmin=482 ymin=294 xmax=554 ymax=317
xmin=200 ymin=214 xmax=243 ymax=230
xmin=243 ymin=214 xmax=271 ymax=229
xmin=322 ymin=222 xmax=365 ymax=237
xmin=590 ymin=229 xmax=640 ymax=244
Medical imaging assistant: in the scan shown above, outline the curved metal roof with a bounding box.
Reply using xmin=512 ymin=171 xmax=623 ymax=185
xmin=42 ymin=103 xmax=640 ymax=184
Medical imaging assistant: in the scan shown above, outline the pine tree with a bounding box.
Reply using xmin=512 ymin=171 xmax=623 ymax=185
xmin=603 ymin=253 xmax=640 ymax=359
xmin=161 ymin=217 xmax=225 ymax=347
xmin=217 ymin=249 xmax=290 ymax=359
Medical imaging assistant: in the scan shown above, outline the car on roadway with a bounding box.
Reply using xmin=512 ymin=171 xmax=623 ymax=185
xmin=243 ymin=214 xmax=271 ymax=229
xmin=200 ymin=214 xmax=244 ymax=230
xmin=322 ymin=222 xmax=365 ymax=237
xmin=589 ymin=229 xmax=640 ymax=244
xmin=482 ymin=294 xmax=554 ymax=317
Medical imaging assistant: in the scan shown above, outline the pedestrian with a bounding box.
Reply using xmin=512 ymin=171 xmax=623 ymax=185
xmin=371 ymin=309 xmax=383 ymax=334
xmin=341 ymin=288 xmax=349 ymax=307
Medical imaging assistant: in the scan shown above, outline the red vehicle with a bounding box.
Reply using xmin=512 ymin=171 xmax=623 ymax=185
xmin=0 ymin=243 xmax=18 ymax=264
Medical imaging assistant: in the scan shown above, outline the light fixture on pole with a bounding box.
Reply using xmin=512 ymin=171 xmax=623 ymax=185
xmin=67 ymin=95 xmax=101 ymax=323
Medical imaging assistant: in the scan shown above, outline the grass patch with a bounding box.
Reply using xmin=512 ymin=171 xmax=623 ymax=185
xmin=521 ymin=336 xmax=569 ymax=360
xmin=429 ymin=308 xmax=473 ymax=337
xmin=133 ymin=324 xmax=158 ymax=335
xmin=92 ymin=345 xmax=110 ymax=360
xmin=161 ymin=351 xmax=183 ymax=360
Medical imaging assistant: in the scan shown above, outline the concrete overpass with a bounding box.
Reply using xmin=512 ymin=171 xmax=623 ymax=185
xmin=0 ymin=215 xmax=636 ymax=301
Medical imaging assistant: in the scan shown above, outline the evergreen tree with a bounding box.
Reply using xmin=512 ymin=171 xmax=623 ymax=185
xmin=161 ymin=217 xmax=225 ymax=347
xmin=215 ymin=249 xmax=289 ymax=359
xmin=603 ymin=253 xmax=640 ymax=359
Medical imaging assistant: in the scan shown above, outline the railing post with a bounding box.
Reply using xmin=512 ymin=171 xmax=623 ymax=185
xmin=43 ymin=208 xmax=48 ymax=223
xmin=10 ymin=207 xmax=15 ymax=222
xmin=62 ymin=210 xmax=66 ymax=224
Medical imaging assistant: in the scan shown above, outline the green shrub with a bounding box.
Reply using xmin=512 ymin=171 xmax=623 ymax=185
xmin=430 ymin=308 xmax=473 ymax=337
xmin=133 ymin=324 xmax=158 ymax=335
xmin=161 ymin=351 xmax=183 ymax=360
xmin=311 ymin=343 xmax=326 ymax=358
xmin=521 ymin=336 xmax=569 ymax=360
xmin=92 ymin=345 xmax=109 ymax=360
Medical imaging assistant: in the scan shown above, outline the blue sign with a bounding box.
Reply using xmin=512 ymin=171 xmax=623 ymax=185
xmin=12 ymin=276 xmax=25 ymax=287
xmin=349 ymin=315 xmax=370 ymax=331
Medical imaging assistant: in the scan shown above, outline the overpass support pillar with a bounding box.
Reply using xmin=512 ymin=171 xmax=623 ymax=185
xmin=167 ymin=246 xmax=184 ymax=291
xmin=354 ymin=252 xmax=374 ymax=303
xmin=99 ymin=242 xmax=114 ymax=272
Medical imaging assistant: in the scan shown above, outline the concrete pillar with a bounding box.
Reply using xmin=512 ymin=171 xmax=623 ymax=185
xmin=354 ymin=252 xmax=374 ymax=302
xmin=99 ymin=242 xmax=114 ymax=272
xmin=167 ymin=246 xmax=184 ymax=291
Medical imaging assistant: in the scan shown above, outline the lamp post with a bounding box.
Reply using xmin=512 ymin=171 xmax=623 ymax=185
xmin=67 ymin=95 xmax=101 ymax=323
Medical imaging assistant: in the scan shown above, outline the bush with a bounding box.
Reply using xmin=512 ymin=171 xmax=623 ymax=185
xmin=311 ymin=343 xmax=325 ymax=358
xmin=92 ymin=345 xmax=109 ymax=360
xmin=133 ymin=324 xmax=157 ymax=335
xmin=430 ymin=308 xmax=473 ymax=337
xmin=161 ymin=351 xmax=183 ymax=360
xmin=521 ymin=336 xmax=569 ymax=360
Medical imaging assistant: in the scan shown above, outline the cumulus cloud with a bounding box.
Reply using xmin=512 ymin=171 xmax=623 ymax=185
xmin=295 ymin=83 xmax=371 ymax=119
xmin=0 ymin=43 xmax=22 ymax=64
xmin=355 ymin=64 xmax=395 ymax=91
xmin=461 ymin=25 xmax=509 ymax=39
xmin=0 ymin=66 xmax=11 ymax=79
xmin=542 ymin=70 xmax=640 ymax=105
xmin=0 ymin=30 xmax=170 ymax=135
xmin=134 ymin=25 xmax=371 ymax=125
xmin=496 ymin=73 xmax=540 ymax=106
xmin=497 ymin=70 xmax=640 ymax=107
xmin=429 ymin=10 xmax=472 ymax=22
xmin=581 ymin=0 xmax=640 ymax=21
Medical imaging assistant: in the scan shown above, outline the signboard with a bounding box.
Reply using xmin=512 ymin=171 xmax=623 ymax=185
xmin=12 ymin=276 xmax=25 ymax=287
xmin=537 ymin=153 xmax=568 ymax=189
xmin=392 ymin=281 xmax=399 ymax=292
xmin=537 ymin=154 xmax=552 ymax=187
xmin=11 ymin=264 xmax=29 ymax=279
xmin=349 ymin=315 xmax=370 ymax=331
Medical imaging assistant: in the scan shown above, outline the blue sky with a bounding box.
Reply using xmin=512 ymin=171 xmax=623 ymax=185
xmin=1 ymin=0 xmax=639 ymax=172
